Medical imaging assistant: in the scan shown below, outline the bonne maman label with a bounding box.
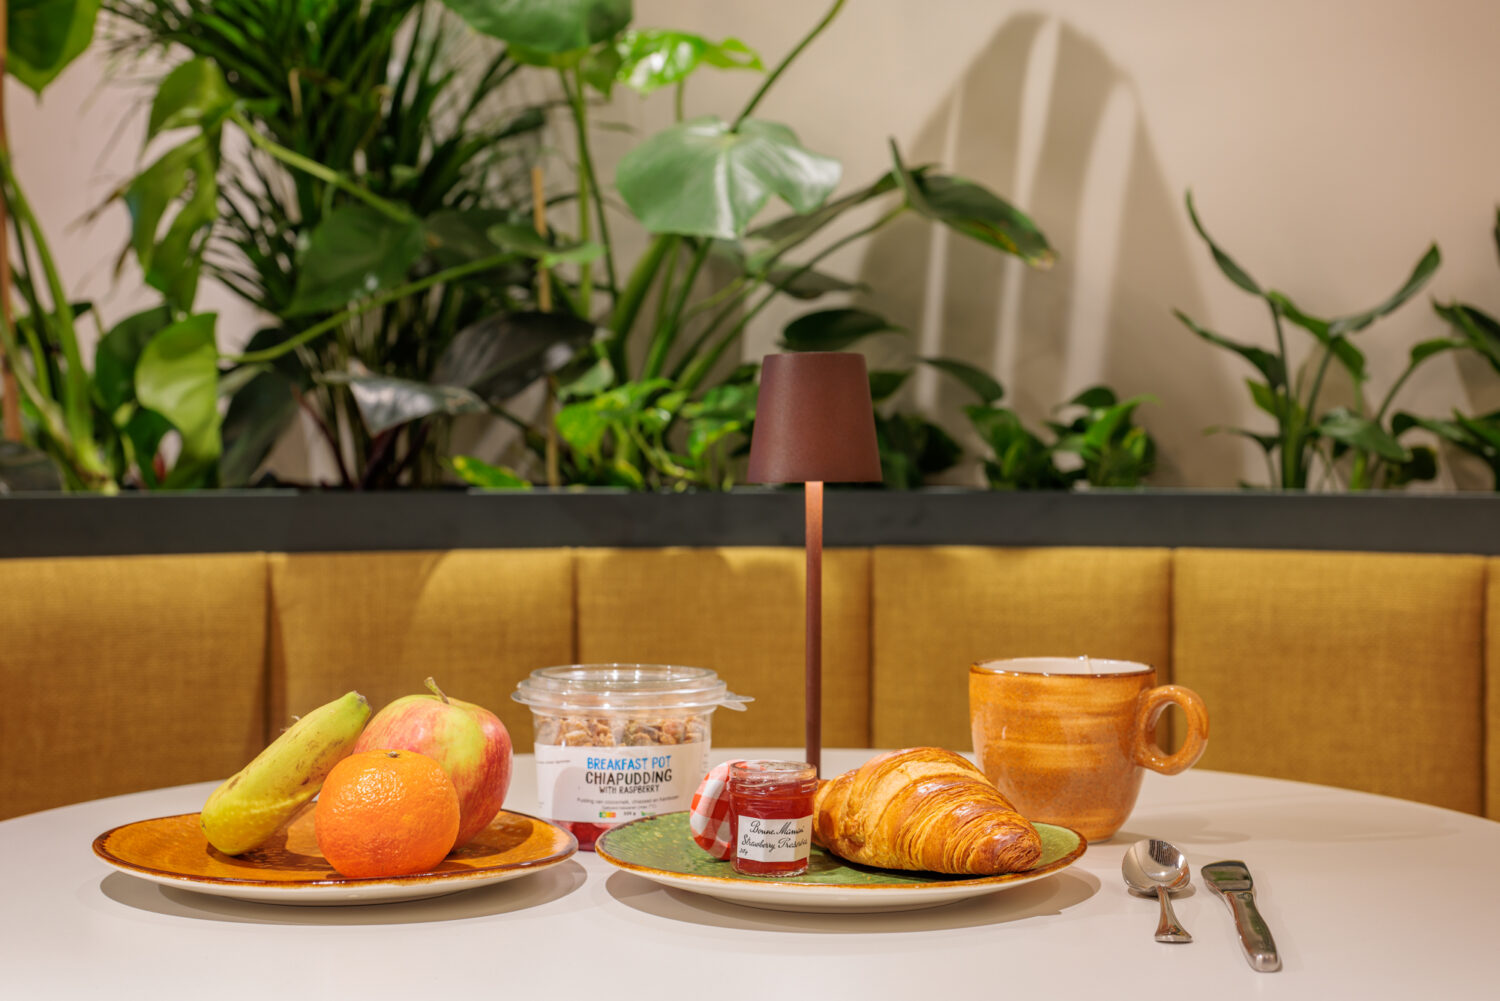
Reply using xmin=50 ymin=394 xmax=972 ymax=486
xmin=736 ymin=815 xmax=813 ymax=863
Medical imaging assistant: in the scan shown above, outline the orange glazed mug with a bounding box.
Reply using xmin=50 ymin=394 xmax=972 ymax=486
xmin=969 ymin=657 xmax=1208 ymax=842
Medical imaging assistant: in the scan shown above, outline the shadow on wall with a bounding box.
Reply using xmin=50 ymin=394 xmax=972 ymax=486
xmin=857 ymin=13 xmax=1241 ymax=488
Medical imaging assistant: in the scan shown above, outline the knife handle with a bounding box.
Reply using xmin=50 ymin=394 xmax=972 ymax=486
xmin=1223 ymin=889 xmax=1282 ymax=972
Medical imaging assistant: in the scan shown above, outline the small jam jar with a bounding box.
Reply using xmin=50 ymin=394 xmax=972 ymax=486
xmin=728 ymin=760 xmax=818 ymax=877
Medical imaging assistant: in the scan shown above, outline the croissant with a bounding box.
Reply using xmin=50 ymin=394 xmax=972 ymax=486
xmin=811 ymin=747 xmax=1042 ymax=875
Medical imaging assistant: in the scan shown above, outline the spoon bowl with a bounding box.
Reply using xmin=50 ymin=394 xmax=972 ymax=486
xmin=1123 ymin=839 xmax=1193 ymax=943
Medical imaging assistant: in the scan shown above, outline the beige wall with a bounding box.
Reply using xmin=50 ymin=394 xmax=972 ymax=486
xmin=11 ymin=1 xmax=1500 ymax=487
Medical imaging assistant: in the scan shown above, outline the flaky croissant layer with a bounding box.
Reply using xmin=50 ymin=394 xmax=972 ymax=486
xmin=811 ymin=747 xmax=1043 ymax=874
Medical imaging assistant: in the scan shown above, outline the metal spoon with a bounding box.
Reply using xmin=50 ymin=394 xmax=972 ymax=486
xmin=1122 ymin=839 xmax=1193 ymax=943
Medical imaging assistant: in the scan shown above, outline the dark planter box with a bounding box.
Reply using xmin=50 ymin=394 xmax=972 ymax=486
xmin=0 ymin=489 xmax=1495 ymax=557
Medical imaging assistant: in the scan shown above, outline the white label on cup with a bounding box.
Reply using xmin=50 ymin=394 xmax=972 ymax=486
xmin=736 ymin=815 xmax=813 ymax=863
xmin=534 ymin=742 xmax=707 ymax=824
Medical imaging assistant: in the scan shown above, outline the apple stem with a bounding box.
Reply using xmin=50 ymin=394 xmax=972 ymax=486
xmin=425 ymin=677 xmax=451 ymax=704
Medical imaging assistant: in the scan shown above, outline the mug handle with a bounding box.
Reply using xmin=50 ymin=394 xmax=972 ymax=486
xmin=1132 ymin=684 xmax=1209 ymax=775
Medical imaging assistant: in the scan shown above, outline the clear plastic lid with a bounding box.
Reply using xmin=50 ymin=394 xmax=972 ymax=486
xmin=512 ymin=664 xmax=752 ymax=713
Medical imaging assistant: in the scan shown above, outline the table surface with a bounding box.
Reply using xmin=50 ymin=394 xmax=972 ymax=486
xmin=4 ymin=748 xmax=1497 ymax=1000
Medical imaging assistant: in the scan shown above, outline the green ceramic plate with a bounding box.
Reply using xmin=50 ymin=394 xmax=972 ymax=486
xmin=595 ymin=812 xmax=1085 ymax=913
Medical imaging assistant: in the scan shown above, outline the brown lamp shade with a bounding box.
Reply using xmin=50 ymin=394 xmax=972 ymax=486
xmin=746 ymin=352 xmax=883 ymax=484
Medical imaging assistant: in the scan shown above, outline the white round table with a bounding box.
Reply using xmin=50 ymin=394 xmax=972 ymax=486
xmin=3 ymin=748 xmax=1496 ymax=1000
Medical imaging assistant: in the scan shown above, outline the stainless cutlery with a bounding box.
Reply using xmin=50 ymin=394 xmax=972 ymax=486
xmin=1122 ymin=839 xmax=1193 ymax=943
xmin=1202 ymin=860 xmax=1282 ymax=972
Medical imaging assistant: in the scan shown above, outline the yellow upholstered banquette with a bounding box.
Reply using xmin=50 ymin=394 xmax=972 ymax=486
xmin=2 ymin=546 xmax=1493 ymax=821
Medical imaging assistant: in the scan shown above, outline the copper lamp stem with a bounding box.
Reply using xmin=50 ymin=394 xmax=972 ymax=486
xmin=805 ymin=480 xmax=823 ymax=774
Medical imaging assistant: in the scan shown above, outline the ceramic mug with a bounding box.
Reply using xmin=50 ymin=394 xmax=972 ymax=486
xmin=969 ymin=657 xmax=1209 ymax=841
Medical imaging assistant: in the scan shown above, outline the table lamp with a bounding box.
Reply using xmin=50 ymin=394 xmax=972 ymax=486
xmin=746 ymin=352 xmax=882 ymax=774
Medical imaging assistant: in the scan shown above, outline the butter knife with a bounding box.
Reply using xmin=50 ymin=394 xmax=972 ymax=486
xmin=1201 ymin=861 xmax=1282 ymax=971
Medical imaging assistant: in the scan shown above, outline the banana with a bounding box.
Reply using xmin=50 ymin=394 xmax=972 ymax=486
xmin=200 ymin=691 xmax=371 ymax=855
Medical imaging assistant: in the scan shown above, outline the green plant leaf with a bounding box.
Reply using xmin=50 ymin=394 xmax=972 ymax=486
xmin=426 ymin=209 xmax=516 ymax=265
xmin=607 ymin=457 xmax=648 ymax=489
xmin=0 ymin=441 xmax=64 ymax=492
xmin=749 ymin=169 xmax=904 ymax=247
xmin=558 ymin=356 xmax=617 ymax=401
xmin=323 ymin=370 xmax=489 ymax=436
xmin=124 ymin=135 xmax=219 ymax=306
xmin=153 ymin=155 xmax=218 ymax=310
xmin=1245 ymin=379 xmax=1279 ymax=419
xmin=554 ymin=401 xmax=610 ymax=459
xmin=868 ymin=370 xmax=910 ymax=403
xmin=507 ymin=44 xmax=589 ymax=69
xmin=617 ymin=116 xmax=841 ymax=239
xmin=614 ymin=30 xmax=762 ymax=94
xmin=921 ymin=356 xmax=1004 ymax=404
xmin=781 ymin=308 xmax=903 ymax=351
xmin=147 ymin=58 xmax=235 ymax=138
xmin=447 ymin=455 xmax=532 ymax=489
xmin=892 ymin=141 xmax=1052 ymax=267
xmin=684 ymin=413 xmax=746 ymax=463
xmin=1317 ymin=408 xmax=1409 ymax=462
xmin=440 ymin=0 xmax=632 ymax=53
xmin=1184 ymin=190 xmax=1262 ymax=296
xmin=683 ymin=382 xmax=755 ymax=421
xmin=1080 ymin=396 xmax=1152 ymax=452
xmin=1174 ymin=309 xmax=1287 ymax=388
xmin=1434 ymin=302 xmax=1500 ymax=374
xmin=122 ymin=409 xmax=173 ymax=490
xmin=424 ymin=209 xmax=535 ymax=288
xmin=711 ymin=240 xmax=865 ymax=299
xmin=95 ymin=306 xmax=174 ymax=413
xmin=134 ymin=313 xmax=222 ymax=485
xmin=287 ymin=205 xmax=426 ymax=316
xmin=432 ymin=311 xmax=597 ymax=402
xmin=553 ymin=380 xmax=673 ymax=469
xmin=966 ymin=403 xmax=1067 ymax=490
xmin=768 ymin=264 xmax=864 ymax=299
xmin=1270 ymin=292 xmax=1366 ymax=382
xmin=640 ymin=388 xmax=686 ymax=437
xmin=1326 ymin=244 xmax=1440 ymax=337
xmin=875 ymin=411 xmax=961 ymax=488
xmin=484 ymin=222 xmax=603 ymax=267
xmin=578 ymin=43 xmax=624 ymax=94
xmin=1454 ymin=411 xmax=1500 ymax=450
xmin=1408 ymin=337 xmax=1466 ymax=367
xmin=7 ymin=0 xmax=98 ymax=95
xmin=1065 ymin=386 xmax=1117 ymax=410
xmin=1384 ymin=445 xmax=1438 ymax=488
xmin=1207 ymin=425 xmax=1280 ymax=455
xmin=219 ymin=370 xmax=298 ymax=487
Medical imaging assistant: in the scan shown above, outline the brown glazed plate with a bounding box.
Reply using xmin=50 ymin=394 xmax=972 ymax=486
xmin=93 ymin=807 xmax=577 ymax=906
xmin=595 ymin=812 xmax=1086 ymax=913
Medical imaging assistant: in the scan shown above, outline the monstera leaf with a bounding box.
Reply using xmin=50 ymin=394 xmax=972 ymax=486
xmin=617 ymin=117 xmax=841 ymax=239
xmin=440 ymin=0 xmax=632 ymax=53
xmin=613 ymin=30 xmax=761 ymax=94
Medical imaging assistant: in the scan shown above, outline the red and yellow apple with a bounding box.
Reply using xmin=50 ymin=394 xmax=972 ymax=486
xmin=354 ymin=678 xmax=512 ymax=847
